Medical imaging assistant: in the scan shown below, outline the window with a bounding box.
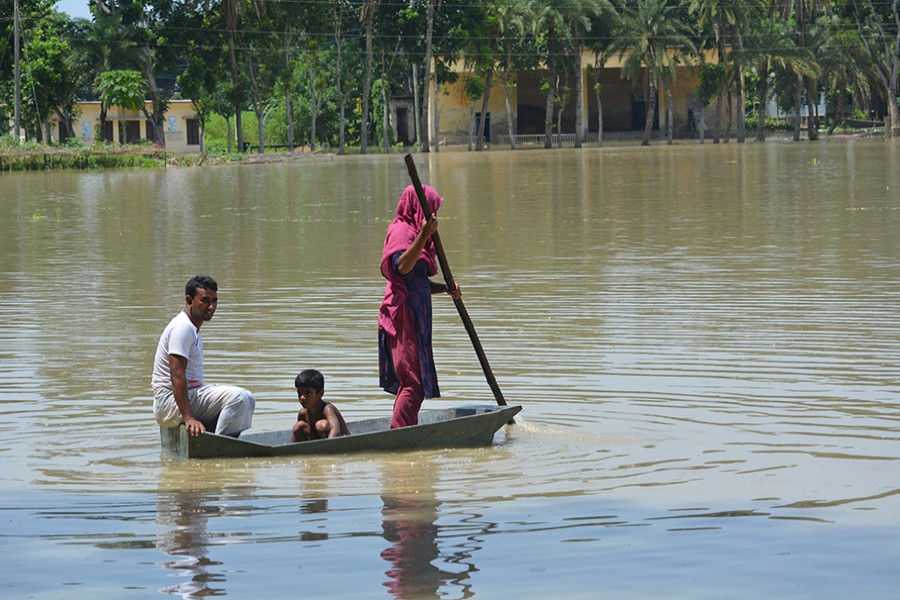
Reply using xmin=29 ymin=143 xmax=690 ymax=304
xmin=100 ymin=121 xmax=114 ymax=142
xmin=186 ymin=119 xmax=200 ymax=146
xmin=124 ymin=121 xmax=141 ymax=144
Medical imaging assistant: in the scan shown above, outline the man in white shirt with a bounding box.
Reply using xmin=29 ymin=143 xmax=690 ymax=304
xmin=152 ymin=275 xmax=255 ymax=437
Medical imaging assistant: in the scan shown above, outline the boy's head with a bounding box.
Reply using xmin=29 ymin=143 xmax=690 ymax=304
xmin=295 ymin=370 xmax=325 ymax=409
xmin=294 ymin=369 xmax=324 ymax=393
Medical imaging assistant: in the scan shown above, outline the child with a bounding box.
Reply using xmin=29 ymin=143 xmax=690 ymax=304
xmin=290 ymin=369 xmax=350 ymax=442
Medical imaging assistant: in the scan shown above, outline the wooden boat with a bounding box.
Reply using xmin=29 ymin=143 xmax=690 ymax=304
xmin=160 ymin=404 xmax=522 ymax=459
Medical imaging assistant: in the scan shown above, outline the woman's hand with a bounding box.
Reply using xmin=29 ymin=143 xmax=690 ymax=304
xmin=421 ymin=213 xmax=439 ymax=238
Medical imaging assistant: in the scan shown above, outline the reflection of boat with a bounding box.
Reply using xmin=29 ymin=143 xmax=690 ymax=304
xmin=161 ymin=404 xmax=522 ymax=459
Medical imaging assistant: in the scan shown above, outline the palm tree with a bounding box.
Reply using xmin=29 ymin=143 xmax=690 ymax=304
xmin=813 ymin=15 xmax=872 ymax=134
xmin=614 ymin=0 xmax=695 ymax=146
xmin=742 ymin=16 xmax=803 ymax=141
xmin=527 ymin=1 xmax=565 ymax=148
xmin=561 ymin=0 xmax=613 ymax=148
xmin=689 ymin=0 xmax=762 ymax=143
xmin=495 ymin=0 xmax=529 ymax=150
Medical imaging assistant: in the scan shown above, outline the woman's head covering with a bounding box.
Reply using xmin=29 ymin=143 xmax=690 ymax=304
xmin=378 ymin=185 xmax=443 ymax=335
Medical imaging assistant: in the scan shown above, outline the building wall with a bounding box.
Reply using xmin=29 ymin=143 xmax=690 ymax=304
xmin=50 ymin=100 xmax=201 ymax=152
xmin=432 ymin=76 xmax=516 ymax=144
xmin=430 ymin=49 xmax=718 ymax=143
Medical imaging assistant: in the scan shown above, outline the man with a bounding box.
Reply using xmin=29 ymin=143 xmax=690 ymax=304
xmin=152 ymin=275 xmax=255 ymax=437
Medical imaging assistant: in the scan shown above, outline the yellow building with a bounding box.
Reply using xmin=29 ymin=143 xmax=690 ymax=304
xmin=427 ymin=49 xmax=718 ymax=145
xmin=49 ymin=99 xmax=201 ymax=152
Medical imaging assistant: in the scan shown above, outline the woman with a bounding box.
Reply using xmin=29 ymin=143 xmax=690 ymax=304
xmin=378 ymin=185 xmax=460 ymax=428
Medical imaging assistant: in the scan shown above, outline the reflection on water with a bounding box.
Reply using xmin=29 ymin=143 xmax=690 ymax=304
xmin=380 ymin=457 xmax=477 ymax=599
xmin=155 ymin=462 xmax=258 ymax=598
xmin=156 ymin=489 xmax=227 ymax=598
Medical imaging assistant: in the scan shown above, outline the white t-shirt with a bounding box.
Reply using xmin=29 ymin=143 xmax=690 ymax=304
xmin=151 ymin=311 xmax=204 ymax=391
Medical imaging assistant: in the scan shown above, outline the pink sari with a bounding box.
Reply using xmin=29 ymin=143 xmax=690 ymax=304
xmin=378 ymin=185 xmax=443 ymax=427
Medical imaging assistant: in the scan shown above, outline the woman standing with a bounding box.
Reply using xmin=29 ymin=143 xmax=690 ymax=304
xmin=378 ymin=185 xmax=460 ymax=428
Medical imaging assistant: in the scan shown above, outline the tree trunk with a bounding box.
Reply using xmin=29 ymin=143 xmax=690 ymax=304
xmin=793 ymin=74 xmax=802 ymax=141
xmin=285 ymin=26 xmax=294 ymax=149
xmin=476 ymin=70 xmax=492 ymax=151
xmin=806 ymin=84 xmax=818 ymax=141
xmin=225 ymin=0 xmax=244 ymax=151
xmin=54 ymin=107 xmax=75 ymax=140
xmin=412 ymin=63 xmax=421 ymax=148
xmin=99 ymin=105 xmax=108 ymax=143
xmin=503 ymin=47 xmax=516 ymax=150
xmin=889 ymin=101 xmax=899 ymax=138
xmin=544 ymin=31 xmax=556 ymax=149
xmin=333 ymin=3 xmax=345 ymax=154
xmin=574 ymin=40 xmax=583 ymax=149
xmin=361 ymin=13 xmax=373 ymax=154
xmin=556 ymin=102 xmax=563 ymax=148
xmin=757 ymin=61 xmax=769 ymax=141
xmin=724 ymin=92 xmax=733 ymax=143
xmin=736 ymin=69 xmax=746 ymax=143
xmin=642 ymin=80 xmax=656 ymax=146
xmin=257 ymin=111 xmax=265 ymax=153
xmin=433 ymin=75 xmax=440 ymax=152
xmin=308 ymin=55 xmax=318 ymax=152
xmin=246 ymin=56 xmax=265 ymax=153
xmin=666 ymin=83 xmax=673 ymax=145
xmin=382 ymin=50 xmax=390 ymax=153
xmin=421 ymin=0 xmax=435 ymax=153
xmin=544 ymin=75 xmax=556 ymax=149
xmin=713 ymin=94 xmax=722 ymax=143
xmin=226 ymin=114 xmax=233 ymax=153
xmin=467 ymin=101 xmax=476 ymax=151
xmin=596 ymin=85 xmax=603 ymax=148
xmin=828 ymin=88 xmax=846 ymax=135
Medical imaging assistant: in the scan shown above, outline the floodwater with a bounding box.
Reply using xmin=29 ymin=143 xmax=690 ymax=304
xmin=1 ymin=140 xmax=899 ymax=599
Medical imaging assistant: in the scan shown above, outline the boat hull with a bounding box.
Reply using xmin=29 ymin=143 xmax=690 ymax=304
xmin=160 ymin=404 xmax=522 ymax=459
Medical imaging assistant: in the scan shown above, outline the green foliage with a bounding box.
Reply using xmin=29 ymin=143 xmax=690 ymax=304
xmin=94 ymin=70 xmax=146 ymax=112
xmin=698 ymin=64 xmax=726 ymax=104
xmin=0 ymin=146 xmax=166 ymax=171
xmin=744 ymin=113 xmax=792 ymax=132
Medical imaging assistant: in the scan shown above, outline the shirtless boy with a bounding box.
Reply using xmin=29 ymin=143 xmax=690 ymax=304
xmin=291 ymin=369 xmax=350 ymax=442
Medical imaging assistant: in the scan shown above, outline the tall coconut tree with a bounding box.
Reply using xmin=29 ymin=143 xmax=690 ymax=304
xmin=812 ymin=15 xmax=872 ymax=134
xmin=614 ymin=0 xmax=695 ymax=146
xmin=742 ymin=16 xmax=803 ymax=141
xmin=560 ymin=0 xmax=613 ymax=147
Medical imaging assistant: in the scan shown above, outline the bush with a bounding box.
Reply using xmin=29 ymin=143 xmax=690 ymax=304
xmin=745 ymin=113 xmax=792 ymax=132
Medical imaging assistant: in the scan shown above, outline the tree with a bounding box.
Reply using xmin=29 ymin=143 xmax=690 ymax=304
xmin=585 ymin=11 xmax=619 ymax=147
xmin=360 ymin=0 xmax=380 ymax=153
xmin=94 ymin=69 xmax=145 ymax=144
xmin=494 ymin=0 xmax=534 ymax=150
xmin=561 ymin=0 xmax=613 ymax=148
xmin=850 ymin=0 xmax=900 ymax=136
xmin=222 ymin=0 xmax=247 ymax=150
xmin=421 ymin=0 xmax=441 ymax=152
xmin=177 ymin=56 xmax=217 ymax=152
xmin=614 ymin=0 xmax=695 ymax=146
xmin=741 ymin=15 xmax=801 ymax=141
xmin=19 ymin=9 xmax=82 ymax=143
